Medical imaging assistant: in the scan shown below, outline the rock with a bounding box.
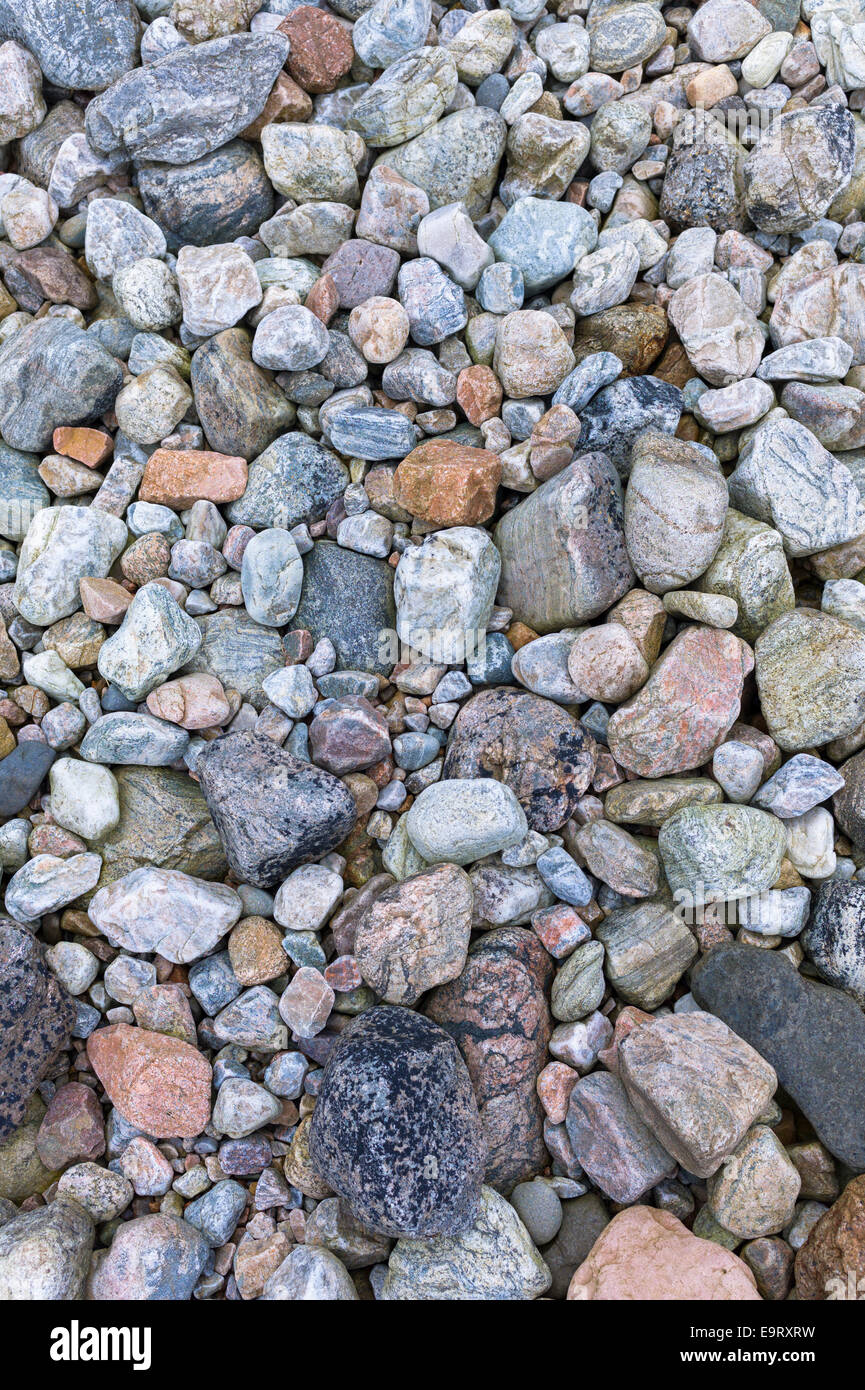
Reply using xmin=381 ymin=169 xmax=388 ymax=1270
xmin=624 ymin=430 xmax=727 ymax=592
xmin=442 ymin=688 xmax=597 ymax=834
xmin=95 ymin=765 xmax=226 ymax=891
xmin=698 ymin=508 xmax=794 ymax=645
xmin=240 ymin=528 xmax=303 ymax=628
xmin=348 ymin=48 xmax=457 ymax=148
xmin=0 ymin=0 xmax=139 ymax=91
xmin=381 ymin=1185 xmax=550 ymax=1300
xmin=404 ymin=778 xmax=527 ymax=865
xmin=48 ymin=758 xmax=118 ymax=842
xmin=139 ymin=448 xmax=248 ymax=510
xmin=794 ymin=1176 xmax=865 ymax=1301
xmin=196 ymin=731 xmax=357 ymax=889
xmin=668 ymin=273 xmax=764 ymax=388
xmin=659 ymin=803 xmax=787 ymax=904
xmin=89 ymin=1213 xmax=210 ymax=1300
xmin=618 ymin=1010 xmax=777 ymax=1179
xmin=607 ymin=626 xmax=752 ymax=777
xmin=708 ymin=1126 xmax=801 ymax=1238
xmin=488 ymin=197 xmax=596 ymax=295
xmin=427 ymin=926 xmax=552 ymax=1191
xmin=691 ymin=944 xmax=865 ymax=1170
xmin=566 ymin=1071 xmax=675 ymax=1203
xmin=261 ymin=122 xmax=361 ymax=205
xmin=226 ymin=433 xmax=347 ymax=531
xmin=355 ymin=864 xmax=473 ymax=1004
xmin=138 ymin=141 xmax=273 ymax=250
xmin=802 ymin=882 xmax=865 ymax=1006
xmin=588 ymin=2 xmax=667 ymax=72
xmin=494 ymin=453 xmax=633 ymax=633
xmin=308 ymin=1006 xmax=485 ymax=1237
xmin=261 ymin=1245 xmax=359 ymax=1300
xmin=755 ymin=609 xmax=865 ymax=751
xmin=191 ymin=329 xmax=294 ymax=461
xmin=0 ymin=1198 xmax=93 ymax=1300
xmin=0 ymin=743 xmax=56 ymax=818
xmin=0 ymin=318 xmax=123 ymax=455
xmin=36 ymin=1082 xmax=104 ymax=1170
xmin=89 ymin=866 xmax=241 ymax=964
xmin=87 ymin=1023 xmax=212 ymax=1139
xmin=567 ymin=1205 xmax=760 ymax=1300
xmin=393 ymin=440 xmax=501 ymax=527
xmin=5 ymin=852 xmax=102 ymax=921
xmin=377 ymin=107 xmax=507 ymax=220
xmin=97 ymin=583 xmax=202 ymax=702
xmin=605 ymin=776 xmax=723 ymax=826
xmin=744 ymin=106 xmax=855 ymax=235
xmin=176 ymin=243 xmax=262 ymax=338
xmin=0 ymin=918 xmax=75 ymax=1142
xmin=596 ymin=900 xmax=697 ymax=1009
xmin=85 ymin=32 xmax=289 ymax=163
xmin=394 ymin=526 xmax=499 ymax=665
xmin=687 ymin=0 xmax=771 ymax=61
xmin=57 ymin=1162 xmax=132 ymax=1222
xmin=278 ymin=6 xmax=353 ymax=95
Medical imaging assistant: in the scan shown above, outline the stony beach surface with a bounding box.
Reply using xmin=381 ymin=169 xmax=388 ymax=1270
xmin=1 ymin=0 xmax=865 ymax=1305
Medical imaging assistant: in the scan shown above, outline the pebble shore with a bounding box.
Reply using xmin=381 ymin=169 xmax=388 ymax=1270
xmin=1 ymin=0 xmax=865 ymax=1305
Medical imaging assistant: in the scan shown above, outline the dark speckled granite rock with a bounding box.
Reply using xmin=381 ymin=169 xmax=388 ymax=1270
xmin=197 ymin=731 xmax=357 ymax=889
xmin=442 ymin=687 xmax=598 ymax=833
xmin=191 ymin=329 xmax=294 ymax=462
xmin=137 ymin=142 xmax=274 ymax=249
xmin=0 ymin=919 xmax=75 ymax=1142
xmin=692 ymin=943 xmax=865 ymax=1172
xmin=308 ymin=1006 xmax=486 ymax=1238
xmin=426 ymin=926 xmax=553 ymax=1193
xmin=802 ymin=882 xmax=865 ymax=1007
xmin=226 ymin=433 xmax=349 ymax=530
xmin=293 ymin=540 xmax=396 ymax=676
xmin=0 ymin=0 xmax=140 ymax=92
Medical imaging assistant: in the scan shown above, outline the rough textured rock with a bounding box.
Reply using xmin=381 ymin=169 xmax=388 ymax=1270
xmin=0 ymin=319 xmax=123 ymax=453
xmin=197 ymin=731 xmax=357 ymax=888
xmin=442 ymin=688 xmax=597 ymax=833
xmin=426 ymin=927 xmax=553 ymax=1192
xmin=0 ymin=1197 xmax=94 ymax=1300
xmin=354 ymin=865 xmax=473 ymax=1005
xmin=0 ymin=918 xmax=75 ymax=1142
xmin=794 ymin=1176 xmax=865 ymax=1301
xmin=308 ymin=1006 xmax=485 ymax=1238
xmin=87 ymin=1024 xmax=212 ymax=1139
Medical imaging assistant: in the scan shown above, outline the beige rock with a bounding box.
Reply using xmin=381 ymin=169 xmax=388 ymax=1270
xmin=668 ymin=272 xmax=764 ymax=386
xmin=146 ymin=673 xmax=231 ymax=730
xmin=708 ymin=1126 xmax=802 ymax=1238
xmin=493 ymin=310 xmax=575 ymax=400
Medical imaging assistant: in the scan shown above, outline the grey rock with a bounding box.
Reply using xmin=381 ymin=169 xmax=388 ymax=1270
xmin=0 ymin=318 xmax=122 ymax=453
xmin=97 ymin=583 xmax=202 ymax=702
xmin=137 ymin=140 xmax=274 ymax=249
xmin=0 ymin=1198 xmax=93 ymax=1299
xmin=226 ymin=433 xmax=349 ymax=530
xmin=565 ymin=1072 xmax=676 ymax=1204
xmin=293 ymin=540 xmax=396 ymax=676
xmin=80 ymin=712 xmax=190 ymax=766
xmin=580 ymin=377 xmax=683 ymax=480
xmin=183 ymin=608 xmax=284 ymax=710
xmin=488 ymin=196 xmax=598 ymax=294
xmin=14 ymin=504 xmax=127 ymax=627
xmin=0 ymin=0 xmax=139 ymax=92
xmin=377 ymin=107 xmax=507 ymax=219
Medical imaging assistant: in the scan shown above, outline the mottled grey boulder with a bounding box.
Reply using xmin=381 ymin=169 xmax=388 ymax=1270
xmin=137 ymin=140 xmax=274 ymax=248
xmin=293 ymin=540 xmax=396 ymax=675
xmin=94 ymin=766 xmax=227 ymax=895
xmin=0 ymin=318 xmax=122 ymax=452
xmin=624 ymin=429 xmax=728 ymax=593
xmin=85 ymin=32 xmax=289 ymax=164
xmin=660 ymin=109 xmax=746 ymax=232
xmin=0 ymin=1198 xmax=93 ymax=1300
xmin=579 ymin=377 xmax=683 ymax=480
xmin=13 ymin=505 xmax=127 ymax=627
xmin=309 ymin=1006 xmax=486 ymax=1238
xmin=376 ymin=107 xmax=507 ymax=219
xmin=0 ymin=0 xmax=139 ymax=92
xmin=191 ymin=329 xmax=294 ymax=461
xmin=488 ymin=196 xmax=597 ymax=294
xmin=803 ymin=882 xmax=865 ymax=1006
xmin=658 ymin=803 xmax=789 ymax=903
xmin=226 ymin=432 xmax=349 ymax=529
xmin=755 ymin=608 xmax=865 ymax=751
xmin=692 ymin=943 xmax=865 ymax=1171
xmin=347 ymin=48 xmax=458 ymax=148
xmin=80 ymin=713 xmax=190 ymax=767
xmin=97 ymin=584 xmax=203 ymax=702
xmin=183 ymin=608 xmax=285 ymax=710
xmin=0 ymin=745 xmax=56 ymax=819
xmin=197 ymin=732 xmax=357 ymax=888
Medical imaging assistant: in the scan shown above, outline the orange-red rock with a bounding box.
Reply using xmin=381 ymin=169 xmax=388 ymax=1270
xmin=278 ymin=7 xmax=354 ymax=93
xmin=567 ymin=1206 xmax=761 ymax=1300
xmin=794 ymin=1176 xmax=865 ymax=1300
xmin=393 ymin=439 xmax=501 ymax=526
xmin=52 ymin=426 xmax=113 ymax=468
xmin=87 ymin=1023 xmax=212 ymax=1139
xmin=79 ymin=577 xmax=133 ymax=624
xmin=139 ymin=449 xmax=248 ymax=509
xmin=456 ymin=364 xmax=503 ymax=426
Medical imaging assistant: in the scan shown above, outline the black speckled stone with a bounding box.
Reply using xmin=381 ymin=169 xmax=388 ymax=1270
xmin=577 ymin=375 xmax=684 ymax=479
xmin=442 ymin=688 xmax=598 ymax=833
xmin=191 ymin=328 xmax=295 ymax=462
xmin=293 ymin=540 xmax=396 ymax=676
xmin=197 ymin=731 xmax=357 ymax=889
xmin=308 ymin=1005 xmax=486 ymax=1238
xmin=691 ymin=943 xmax=865 ymax=1172
xmin=0 ymin=919 xmax=75 ymax=1142
xmin=137 ymin=141 xmax=274 ymax=249
xmin=0 ymin=742 xmax=56 ymax=817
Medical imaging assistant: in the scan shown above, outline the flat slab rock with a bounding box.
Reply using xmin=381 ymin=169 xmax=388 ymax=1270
xmin=691 ymin=944 xmax=865 ymax=1171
